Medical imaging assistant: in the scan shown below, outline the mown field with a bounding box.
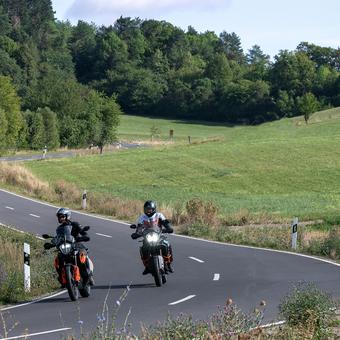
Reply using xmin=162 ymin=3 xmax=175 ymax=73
xmin=21 ymin=107 xmax=340 ymax=221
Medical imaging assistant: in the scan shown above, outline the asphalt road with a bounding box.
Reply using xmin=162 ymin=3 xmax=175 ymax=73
xmin=0 ymin=143 xmax=144 ymax=162
xmin=0 ymin=189 xmax=340 ymax=339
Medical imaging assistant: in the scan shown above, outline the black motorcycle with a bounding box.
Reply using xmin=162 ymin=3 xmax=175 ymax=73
xmin=43 ymin=225 xmax=91 ymax=301
xmin=131 ymin=224 xmax=169 ymax=287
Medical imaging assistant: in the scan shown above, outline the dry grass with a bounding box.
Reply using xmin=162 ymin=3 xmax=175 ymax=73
xmin=0 ymin=162 xmax=53 ymax=199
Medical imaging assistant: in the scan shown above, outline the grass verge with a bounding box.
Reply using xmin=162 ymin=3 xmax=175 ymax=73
xmin=0 ymin=224 xmax=59 ymax=305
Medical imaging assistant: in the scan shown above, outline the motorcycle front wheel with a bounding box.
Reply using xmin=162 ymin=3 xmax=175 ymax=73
xmin=152 ymin=256 xmax=162 ymax=287
xmin=65 ymin=265 xmax=79 ymax=301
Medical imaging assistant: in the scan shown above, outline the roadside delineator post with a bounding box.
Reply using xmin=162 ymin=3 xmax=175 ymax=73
xmin=42 ymin=145 xmax=47 ymax=159
xmin=291 ymin=217 xmax=298 ymax=250
xmin=82 ymin=190 xmax=87 ymax=210
xmin=24 ymin=243 xmax=30 ymax=292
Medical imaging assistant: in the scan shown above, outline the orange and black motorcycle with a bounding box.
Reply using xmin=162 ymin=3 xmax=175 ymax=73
xmin=43 ymin=226 xmax=91 ymax=301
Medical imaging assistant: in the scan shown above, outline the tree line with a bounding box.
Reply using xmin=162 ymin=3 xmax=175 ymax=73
xmin=0 ymin=1 xmax=339 ymax=153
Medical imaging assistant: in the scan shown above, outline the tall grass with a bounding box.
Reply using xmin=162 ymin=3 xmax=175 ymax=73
xmin=0 ymin=225 xmax=59 ymax=304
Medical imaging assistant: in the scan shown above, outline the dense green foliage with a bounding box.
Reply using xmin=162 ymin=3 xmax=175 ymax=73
xmin=0 ymin=1 xmax=339 ymax=153
xmin=0 ymin=1 xmax=121 ymax=153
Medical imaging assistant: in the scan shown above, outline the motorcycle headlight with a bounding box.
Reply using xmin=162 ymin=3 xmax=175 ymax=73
xmin=146 ymin=232 xmax=160 ymax=244
xmin=60 ymin=243 xmax=72 ymax=254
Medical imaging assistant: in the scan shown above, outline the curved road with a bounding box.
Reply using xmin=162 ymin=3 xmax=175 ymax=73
xmin=0 ymin=189 xmax=340 ymax=339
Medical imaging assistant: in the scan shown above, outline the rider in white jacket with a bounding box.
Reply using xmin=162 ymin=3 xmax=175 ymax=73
xmin=132 ymin=201 xmax=174 ymax=274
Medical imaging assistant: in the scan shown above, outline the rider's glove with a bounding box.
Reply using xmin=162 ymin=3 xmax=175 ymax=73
xmin=131 ymin=233 xmax=139 ymax=240
xmin=44 ymin=243 xmax=53 ymax=250
xmin=165 ymin=226 xmax=173 ymax=233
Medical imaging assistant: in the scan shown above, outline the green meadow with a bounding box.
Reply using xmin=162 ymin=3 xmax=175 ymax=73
xmin=24 ymin=107 xmax=340 ymax=220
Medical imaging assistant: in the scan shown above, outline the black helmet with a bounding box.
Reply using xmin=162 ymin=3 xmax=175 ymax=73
xmin=144 ymin=200 xmax=156 ymax=217
xmin=56 ymin=207 xmax=71 ymax=220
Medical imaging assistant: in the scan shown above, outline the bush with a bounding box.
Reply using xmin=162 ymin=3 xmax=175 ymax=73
xmin=185 ymin=198 xmax=220 ymax=227
xmin=321 ymin=228 xmax=340 ymax=259
xmin=278 ymin=282 xmax=335 ymax=338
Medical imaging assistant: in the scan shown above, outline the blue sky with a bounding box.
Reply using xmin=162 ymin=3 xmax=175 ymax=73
xmin=51 ymin=0 xmax=339 ymax=58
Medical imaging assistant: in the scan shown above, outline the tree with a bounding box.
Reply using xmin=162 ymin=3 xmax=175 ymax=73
xmin=39 ymin=107 xmax=59 ymax=149
xmin=219 ymin=31 xmax=245 ymax=63
xmin=0 ymin=75 xmax=23 ymax=148
xmin=0 ymin=108 xmax=8 ymax=150
xmin=24 ymin=109 xmax=44 ymax=149
xmin=246 ymin=45 xmax=270 ymax=80
xmin=95 ymin=95 xmax=121 ymax=153
xmin=296 ymin=92 xmax=319 ymax=124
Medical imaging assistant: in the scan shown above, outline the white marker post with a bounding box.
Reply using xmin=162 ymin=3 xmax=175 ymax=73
xmin=82 ymin=190 xmax=87 ymax=209
xmin=291 ymin=217 xmax=298 ymax=250
xmin=24 ymin=243 xmax=30 ymax=292
xmin=42 ymin=145 xmax=47 ymax=159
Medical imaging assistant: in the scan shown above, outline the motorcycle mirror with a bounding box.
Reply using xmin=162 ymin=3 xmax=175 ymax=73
xmin=42 ymin=234 xmax=52 ymax=239
xmin=130 ymin=224 xmax=137 ymax=229
xmin=82 ymin=226 xmax=90 ymax=231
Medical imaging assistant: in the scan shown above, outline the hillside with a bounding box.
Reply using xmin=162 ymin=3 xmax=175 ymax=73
xmin=21 ymin=107 xmax=340 ymax=220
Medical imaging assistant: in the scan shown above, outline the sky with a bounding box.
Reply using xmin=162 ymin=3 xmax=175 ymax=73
xmin=51 ymin=0 xmax=340 ymax=58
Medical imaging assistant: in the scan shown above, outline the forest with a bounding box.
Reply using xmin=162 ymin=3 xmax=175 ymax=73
xmin=0 ymin=0 xmax=339 ymax=151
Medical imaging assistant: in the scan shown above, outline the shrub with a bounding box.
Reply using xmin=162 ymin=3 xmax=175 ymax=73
xmin=321 ymin=228 xmax=340 ymax=259
xmin=185 ymin=198 xmax=220 ymax=227
xmin=278 ymin=282 xmax=335 ymax=338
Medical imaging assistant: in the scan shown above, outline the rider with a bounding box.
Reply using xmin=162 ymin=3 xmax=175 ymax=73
xmin=131 ymin=200 xmax=174 ymax=275
xmin=44 ymin=207 xmax=94 ymax=287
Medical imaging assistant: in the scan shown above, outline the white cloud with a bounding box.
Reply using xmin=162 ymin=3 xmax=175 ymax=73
xmin=67 ymin=0 xmax=230 ymax=18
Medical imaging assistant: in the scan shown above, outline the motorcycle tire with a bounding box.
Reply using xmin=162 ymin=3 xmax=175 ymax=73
xmin=65 ymin=266 xmax=79 ymax=301
xmin=153 ymin=256 xmax=162 ymax=287
xmin=79 ymin=281 xmax=91 ymax=297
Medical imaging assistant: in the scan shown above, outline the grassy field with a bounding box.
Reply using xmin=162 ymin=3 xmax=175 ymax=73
xmin=21 ymin=107 xmax=340 ymax=221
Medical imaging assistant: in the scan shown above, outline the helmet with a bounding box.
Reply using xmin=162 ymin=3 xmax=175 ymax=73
xmin=144 ymin=200 xmax=156 ymax=217
xmin=56 ymin=207 xmax=71 ymax=220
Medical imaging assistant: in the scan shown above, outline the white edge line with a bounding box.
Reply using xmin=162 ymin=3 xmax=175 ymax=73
xmin=189 ymin=256 xmax=204 ymax=263
xmin=0 ymin=189 xmax=130 ymax=226
xmin=5 ymin=206 xmax=14 ymax=210
xmin=2 ymin=188 xmax=340 ymax=269
xmin=0 ymin=290 xmax=67 ymax=311
xmin=95 ymin=232 xmax=112 ymax=238
xmin=178 ymin=234 xmax=340 ymax=268
xmin=29 ymin=214 xmax=40 ymax=218
xmin=0 ymin=327 xmax=72 ymax=340
xmin=213 ymin=273 xmax=220 ymax=281
xmin=169 ymin=295 xmax=196 ymax=305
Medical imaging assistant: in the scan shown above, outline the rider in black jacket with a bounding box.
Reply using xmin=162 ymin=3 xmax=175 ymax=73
xmin=46 ymin=207 xmax=94 ymax=286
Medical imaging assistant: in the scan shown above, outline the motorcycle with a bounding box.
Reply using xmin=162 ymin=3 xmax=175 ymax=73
xmin=43 ymin=225 xmax=91 ymax=301
xmin=130 ymin=224 xmax=170 ymax=287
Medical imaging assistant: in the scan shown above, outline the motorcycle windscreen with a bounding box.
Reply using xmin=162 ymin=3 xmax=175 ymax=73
xmin=56 ymin=224 xmax=74 ymax=243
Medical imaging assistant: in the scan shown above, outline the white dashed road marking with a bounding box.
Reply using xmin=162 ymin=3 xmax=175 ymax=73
xmin=5 ymin=206 xmax=14 ymax=210
xmin=29 ymin=214 xmax=40 ymax=218
xmin=95 ymin=233 xmax=112 ymax=238
xmin=189 ymin=256 xmax=205 ymax=263
xmin=213 ymin=273 xmax=220 ymax=281
xmin=169 ymin=295 xmax=196 ymax=305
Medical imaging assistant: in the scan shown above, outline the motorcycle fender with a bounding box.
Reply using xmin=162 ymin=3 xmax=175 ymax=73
xmin=157 ymin=255 xmax=164 ymax=270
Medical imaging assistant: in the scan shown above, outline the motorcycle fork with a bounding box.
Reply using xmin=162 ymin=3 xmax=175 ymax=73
xmin=73 ymin=255 xmax=81 ymax=282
